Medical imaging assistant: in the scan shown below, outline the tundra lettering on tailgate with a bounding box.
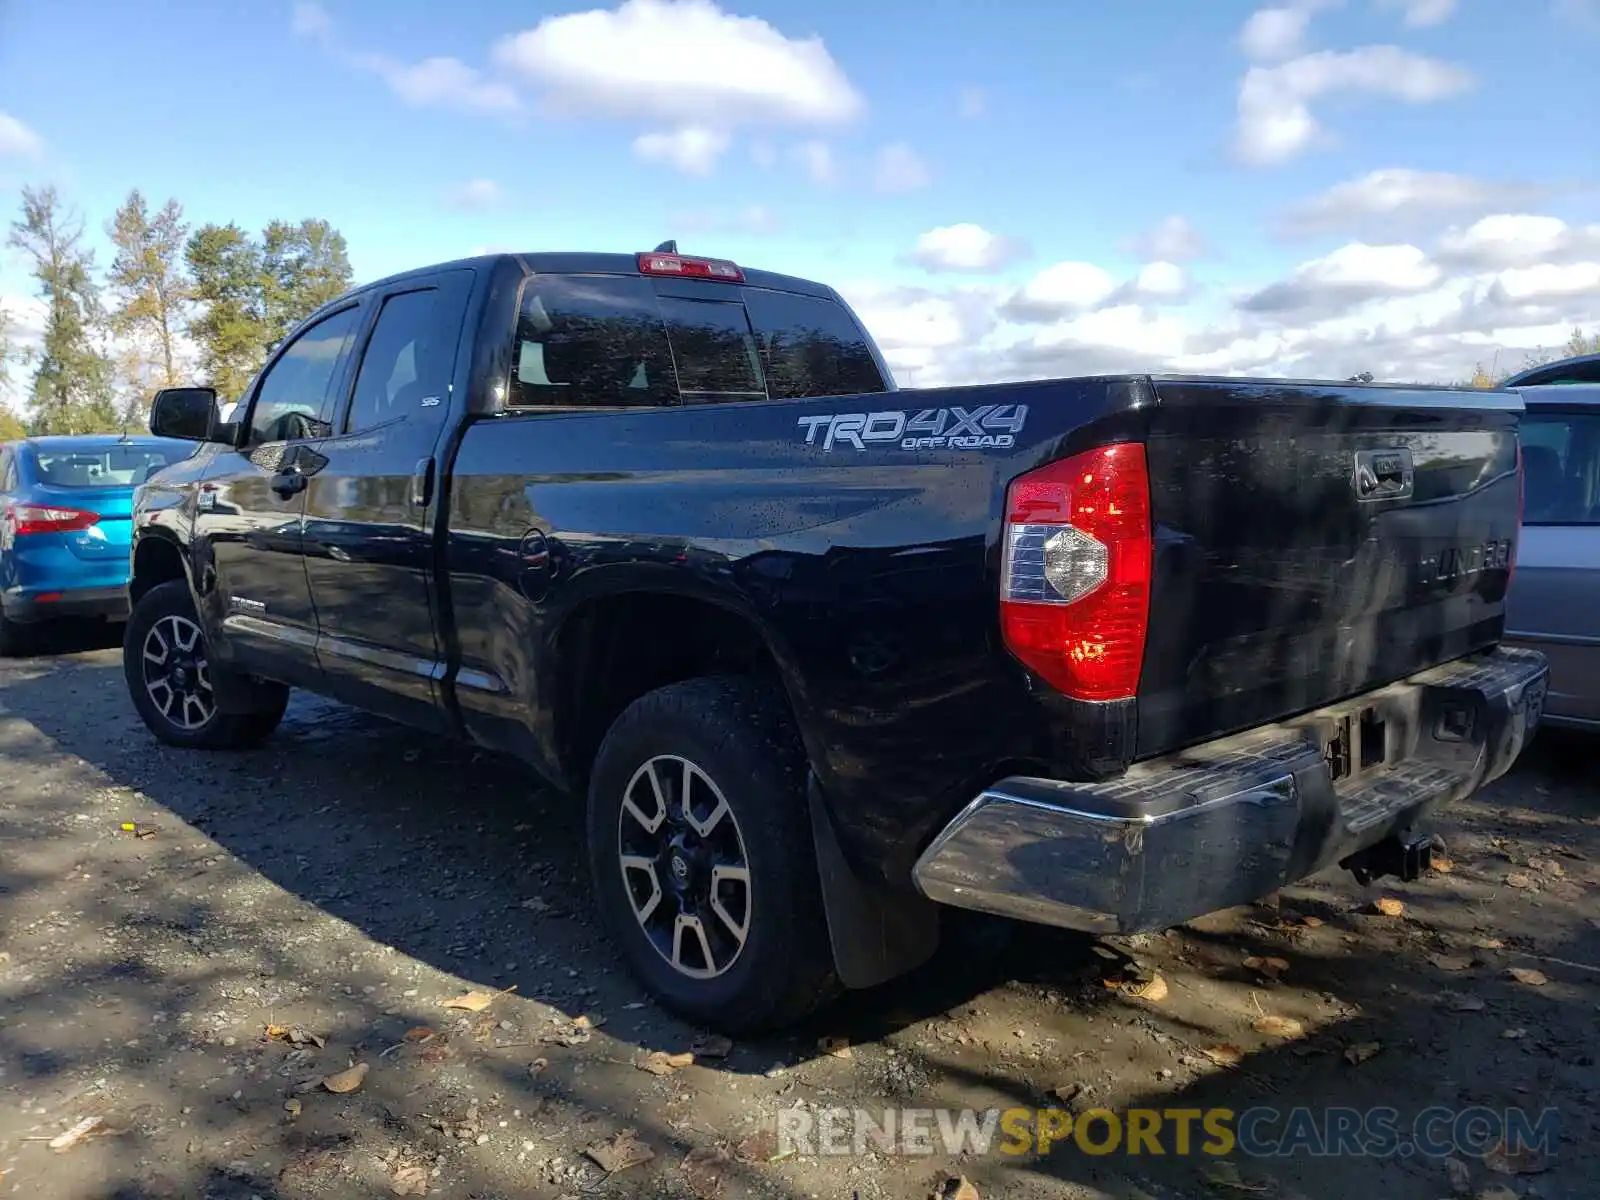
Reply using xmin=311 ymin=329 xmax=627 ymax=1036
xmin=797 ymin=405 xmax=1029 ymax=452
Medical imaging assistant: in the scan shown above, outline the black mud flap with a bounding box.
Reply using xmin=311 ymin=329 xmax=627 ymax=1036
xmin=808 ymin=777 xmax=941 ymax=989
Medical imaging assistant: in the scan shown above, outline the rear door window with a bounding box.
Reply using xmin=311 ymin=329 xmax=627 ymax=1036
xmin=1521 ymin=411 xmax=1600 ymax=524
xmin=741 ymin=288 xmax=887 ymax=398
xmin=30 ymin=444 xmax=192 ymax=487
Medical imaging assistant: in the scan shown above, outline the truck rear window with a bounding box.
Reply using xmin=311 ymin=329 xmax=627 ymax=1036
xmin=510 ymin=273 xmax=885 ymax=408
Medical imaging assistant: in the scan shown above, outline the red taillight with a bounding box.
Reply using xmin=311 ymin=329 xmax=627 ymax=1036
xmin=998 ymin=443 xmax=1153 ymax=702
xmin=637 ymin=252 xmax=744 ymax=282
xmin=5 ymin=504 xmax=101 ymax=536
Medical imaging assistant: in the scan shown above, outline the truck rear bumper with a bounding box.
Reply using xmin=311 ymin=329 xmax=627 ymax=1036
xmin=912 ymin=646 xmax=1548 ymax=934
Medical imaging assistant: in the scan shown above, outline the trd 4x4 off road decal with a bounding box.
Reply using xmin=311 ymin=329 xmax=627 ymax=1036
xmin=797 ymin=405 xmax=1029 ymax=452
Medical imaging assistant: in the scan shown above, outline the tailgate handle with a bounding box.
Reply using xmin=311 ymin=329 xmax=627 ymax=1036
xmin=411 ymin=457 xmax=435 ymax=509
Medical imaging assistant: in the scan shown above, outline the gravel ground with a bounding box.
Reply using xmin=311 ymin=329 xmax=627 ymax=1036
xmin=2 ymin=622 xmax=1597 ymax=1200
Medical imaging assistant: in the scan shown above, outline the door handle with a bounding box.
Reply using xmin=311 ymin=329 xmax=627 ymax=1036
xmin=411 ymin=457 xmax=435 ymax=509
xmin=271 ymin=465 xmax=307 ymax=500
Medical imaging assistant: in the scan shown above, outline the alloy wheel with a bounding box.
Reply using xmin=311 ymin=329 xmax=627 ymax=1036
xmin=616 ymin=754 xmax=752 ymax=980
xmin=141 ymin=614 xmax=216 ymax=731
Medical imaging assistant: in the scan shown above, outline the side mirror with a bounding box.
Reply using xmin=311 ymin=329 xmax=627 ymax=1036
xmin=150 ymin=386 xmax=222 ymax=442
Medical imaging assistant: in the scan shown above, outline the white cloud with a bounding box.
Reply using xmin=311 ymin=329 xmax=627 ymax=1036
xmin=791 ymin=140 xmax=836 ymax=185
xmin=1283 ymin=168 xmax=1549 ymax=235
xmin=290 ymin=1 xmax=333 ymax=42
xmin=0 ymin=112 xmax=44 ymax=158
xmin=1000 ymin=261 xmax=1118 ymax=321
xmin=1377 ymin=0 xmax=1457 ymax=28
xmin=492 ymin=0 xmax=863 ymax=128
xmin=1435 ymin=214 xmax=1600 ymax=269
xmin=844 ymin=240 xmax=1600 ymax=389
xmin=1239 ymin=6 xmax=1318 ymax=61
xmin=1239 ymin=242 xmax=1442 ymax=314
xmin=905 ymin=224 xmax=1030 ymax=273
xmin=1121 ymin=215 xmax=1207 ymax=262
xmin=632 ymin=126 xmax=731 ymax=175
xmin=1129 ymin=261 xmax=1189 ymax=300
xmin=872 ymin=142 xmax=931 ymax=194
xmin=444 ymin=178 xmax=503 ymax=209
xmin=957 ymin=86 xmax=986 ymax=118
xmin=1234 ymin=46 xmax=1474 ymax=165
xmin=1492 ymin=262 xmax=1600 ymax=303
xmin=352 ymin=53 xmax=520 ymax=115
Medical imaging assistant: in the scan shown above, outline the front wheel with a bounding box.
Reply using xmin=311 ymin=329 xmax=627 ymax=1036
xmin=123 ymin=580 xmax=288 ymax=749
xmin=586 ymin=677 xmax=839 ymax=1033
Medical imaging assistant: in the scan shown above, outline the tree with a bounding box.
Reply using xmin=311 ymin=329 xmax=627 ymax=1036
xmin=259 ymin=218 xmax=352 ymax=349
xmin=107 ymin=189 xmax=190 ymax=389
xmin=6 ymin=185 xmax=118 ymax=434
xmin=1565 ymin=327 xmax=1600 ymax=358
xmin=186 ymin=222 xmax=266 ymax=401
xmin=0 ymin=406 xmax=25 ymax=441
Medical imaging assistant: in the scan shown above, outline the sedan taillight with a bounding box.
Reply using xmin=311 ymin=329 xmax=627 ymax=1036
xmin=5 ymin=504 xmax=101 ymax=536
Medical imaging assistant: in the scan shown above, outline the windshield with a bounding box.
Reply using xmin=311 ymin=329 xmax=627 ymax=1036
xmin=30 ymin=443 xmax=192 ymax=488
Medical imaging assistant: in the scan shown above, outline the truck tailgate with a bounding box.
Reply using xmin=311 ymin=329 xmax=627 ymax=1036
xmin=1135 ymin=378 xmax=1523 ymax=759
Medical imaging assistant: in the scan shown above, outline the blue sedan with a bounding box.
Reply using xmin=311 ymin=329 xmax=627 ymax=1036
xmin=1 ymin=434 xmax=198 ymax=655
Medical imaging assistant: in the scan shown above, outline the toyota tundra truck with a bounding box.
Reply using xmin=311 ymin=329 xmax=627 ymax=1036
xmin=126 ymin=247 xmax=1548 ymax=1032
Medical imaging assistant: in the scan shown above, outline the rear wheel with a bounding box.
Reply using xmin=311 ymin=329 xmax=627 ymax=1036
xmin=123 ymin=580 xmax=288 ymax=749
xmin=586 ymin=677 xmax=838 ymax=1033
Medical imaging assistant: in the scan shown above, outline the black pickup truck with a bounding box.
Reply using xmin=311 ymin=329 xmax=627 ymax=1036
xmin=128 ymin=247 xmax=1548 ymax=1031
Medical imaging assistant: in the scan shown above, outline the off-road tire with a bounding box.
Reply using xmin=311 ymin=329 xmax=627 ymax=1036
xmin=123 ymin=580 xmax=288 ymax=750
xmin=586 ymin=676 xmax=839 ymax=1033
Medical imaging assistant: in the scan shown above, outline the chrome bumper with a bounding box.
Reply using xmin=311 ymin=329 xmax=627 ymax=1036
xmin=912 ymin=646 xmax=1549 ymax=934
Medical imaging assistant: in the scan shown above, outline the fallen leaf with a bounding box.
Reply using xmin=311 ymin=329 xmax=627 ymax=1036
xmin=1300 ymin=915 xmax=1324 ymax=928
xmin=1051 ymin=1082 xmax=1084 ymax=1104
xmin=1243 ymin=956 xmax=1289 ymax=979
xmin=638 ymin=1050 xmax=695 ymax=1076
xmin=528 ymin=1057 xmax=548 ymax=1075
xmin=930 ymin=1175 xmax=982 ymax=1200
xmin=322 ymin=1062 xmax=369 ymax=1094
xmin=585 ymin=1129 xmax=655 ymax=1173
xmin=734 ymin=1128 xmax=778 ymax=1164
xmin=390 ymin=1164 xmax=429 ymax=1196
xmin=819 ymin=1036 xmax=853 ymax=1060
xmin=1372 ymin=897 xmax=1406 ymax=917
xmin=403 ymin=1026 xmax=435 ymax=1043
xmin=1444 ymin=1155 xmax=1472 ymax=1195
xmin=118 ymin=822 xmax=157 ymax=839
xmin=1202 ymin=1044 xmax=1244 ymax=1067
xmin=1484 ymin=1136 xmax=1549 ymax=1176
xmin=690 ymin=1034 xmax=732 ymax=1059
xmin=1475 ymin=938 xmax=1505 ymax=951
xmin=48 ymin=1116 xmax=103 ymax=1151
xmin=265 ymin=1025 xmax=325 ymax=1049
xmin=1124 ymin=972 xmax=1169 ymax=1001
xmin=441 ymin=990 xmax=497 ymax=1012
xmin=1090 ymin=944 xmax=1120 ymax=960
xmin=1343 ymin=1041 xmax=1382 ymax=1065
xmin=1430 ymin=953 xmax=1474 ymax=972
xmin=1501 ymin=1027 xmax=1528 ymax=1040
xmin=1431 ymin=855 xmax=1456 ymax=874
xmin=1252 ymin=1015 xmax=1305 ymax=1039
xmin=1507 ymin=967 xmax=1547 ymax=987
xmin=1505 ymin=873 xmax=1538 ymax=890
xmin=1529 ymin=857 xmax=1565 ymax=877
xmin=681 ymin=1146 xmax=732 ymax=1198
xmin=1203 ymin=1159 xmax=1270 ymax=1192
xmin=283 ymin=1099 xmax=302 ymax=1119
xmin=1449 ymin=994 xmax=1487 ymax=1012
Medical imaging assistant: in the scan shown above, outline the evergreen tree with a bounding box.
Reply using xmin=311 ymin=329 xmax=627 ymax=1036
xmin=107 ymin=189 xmax=191 ymax=388
xmin=186 ymin=222 xmax=266 ymax=401
xmin=6 ymin=185 xmax=118 ymax=433
xmin=260 ymin=218 xmax=353 ymax=349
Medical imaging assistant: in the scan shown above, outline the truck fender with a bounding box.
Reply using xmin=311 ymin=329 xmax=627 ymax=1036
xmin=807 ymin=775 xmax=941 ymax=989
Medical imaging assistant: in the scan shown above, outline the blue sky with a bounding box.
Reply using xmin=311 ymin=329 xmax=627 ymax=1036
xmin=2 ymin=0 xmax=1598 ymax=402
